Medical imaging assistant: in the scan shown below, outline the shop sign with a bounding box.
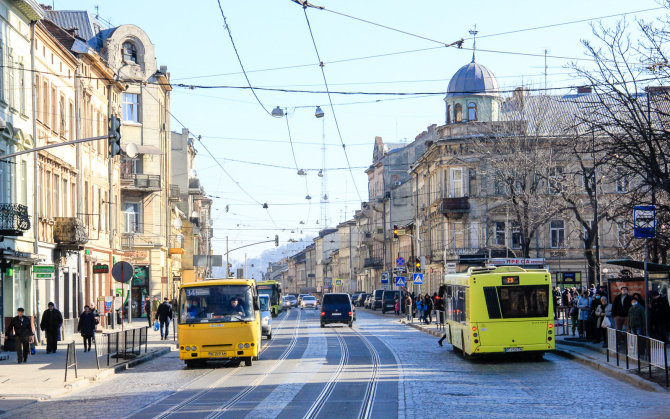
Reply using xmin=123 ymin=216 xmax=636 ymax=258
xmin=33 ymin=265 xmax=55 ymax=280
xmin=93 ymin=264 xmax=109 ymax=274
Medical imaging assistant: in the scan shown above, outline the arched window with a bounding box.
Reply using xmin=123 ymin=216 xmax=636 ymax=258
xmin=454 ymin=103 xmax=462 ymax=122
xmin=122 ymin=41 xmax=137 ymax=63
xmin=446 ymin=105 xmax=452 ymax=124
xmin=467 ymin=102 xmax=477 ymax=121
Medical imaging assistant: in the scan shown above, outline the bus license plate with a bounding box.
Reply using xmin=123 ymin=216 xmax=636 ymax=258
xmin=208 ymin=352 xmax=226 ymax=357
xmin=504 ymin=347 xmax=523 ymax=352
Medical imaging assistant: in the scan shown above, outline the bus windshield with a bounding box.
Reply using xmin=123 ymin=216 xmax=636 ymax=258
xmin=259 ymin=295 xmax=269 ymax=311
xmin=497 ymin=285 xmax=549 ymax=318
xmin=179 ymin=285 xmax=254 ymax=324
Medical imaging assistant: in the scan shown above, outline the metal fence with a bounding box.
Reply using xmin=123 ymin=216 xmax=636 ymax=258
xmin=605 ymin=327 xmax=669 ymax=387
xmin=103 ymin=326 xmax=150 ymax=366
xmin=554 ymin=307 xmax=573 ymax=336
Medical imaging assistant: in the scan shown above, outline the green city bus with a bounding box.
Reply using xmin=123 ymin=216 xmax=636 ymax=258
xmin=256 ymin=280 xmax=282 ymax=317
xmin=441 ymin=266 xmax=554 ymax=359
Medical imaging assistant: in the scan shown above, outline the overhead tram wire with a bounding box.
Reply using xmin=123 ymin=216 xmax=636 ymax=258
xmin=296 ymin=2 xmax=363 ymax=202
xmin=216 ymin=0 xmax=272 ymax=117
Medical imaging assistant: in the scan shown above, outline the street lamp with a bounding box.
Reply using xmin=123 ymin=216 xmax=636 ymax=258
xmin=315 ymin=106 xmax=324 ymax=118
xmin=272 ymin=106 xmax=284 ymax=118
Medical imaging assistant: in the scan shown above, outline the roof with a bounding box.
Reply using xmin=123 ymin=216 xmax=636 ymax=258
xmin=446 ymin=60 xmax=500 ymax=99
xmin=43 ymin=10 xmax=111 ymax=51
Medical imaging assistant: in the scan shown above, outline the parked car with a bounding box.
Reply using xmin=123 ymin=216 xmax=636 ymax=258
xmin=259 ymin=295 xmax=272 ymax=339
xmin=355 ymin=293 xmax=369 ymax=307
xmin=371 ymin=289 xmax=384 ymax=310
xmin=381 ymin=290 xmax=401 ymax=314
xmin=321 ymin=293 xmax=355 ymax=327
xmin=301 ymin=295 xmax=318 ymax=310
xmin=351 ymin=292 xmax=362 ymax=305
xmin=364 ymin=294 xmax=373 ymax=309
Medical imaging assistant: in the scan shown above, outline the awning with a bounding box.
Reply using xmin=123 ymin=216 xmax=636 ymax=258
xmin=604 ymin=259 xmax=670 ymax=272
xmin=121 ymin=144 xmax=163 ymax=155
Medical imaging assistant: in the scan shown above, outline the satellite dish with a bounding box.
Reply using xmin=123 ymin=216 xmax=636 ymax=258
xmin=126 ymin=143 xmax=139 ymax=158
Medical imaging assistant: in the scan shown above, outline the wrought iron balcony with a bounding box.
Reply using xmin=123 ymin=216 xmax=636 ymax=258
xmin=53 ymin=217 xmax=88 ymax=247
xmin=363 ymin=257 xmax=383 ymax=268
xmin=439 ymin=197 xmax=470 ymax=215
xmin=0 ymin=203 xmax=30 ymax=236
xmin=121 ymin=173 xmax=161 ymax=192
xmin=121 ymin=233 xmax=134 ymax=249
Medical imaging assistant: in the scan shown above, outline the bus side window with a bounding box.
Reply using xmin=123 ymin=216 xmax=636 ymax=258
xmin=457 ymin=287 xmax=466 ymax=323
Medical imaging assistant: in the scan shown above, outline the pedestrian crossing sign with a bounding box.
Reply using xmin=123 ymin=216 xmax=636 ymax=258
xmin=395 ymin=276 xmax=406 ymax=286
xmin=413 ymin=273 xmax=423 ymax=284
xmin=335 ymin=279 xmax=343 ymax=286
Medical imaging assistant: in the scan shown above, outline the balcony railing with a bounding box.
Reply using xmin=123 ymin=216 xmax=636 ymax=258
xmin=53 ymin=217 xmax=88 ymax=247
xmin=439 ymin=197 xmax=470 ymax=215
xmin=121 ymin=173 xmax=161 ymax=192
xmin=121 ymin=233 xmax=134 ymax=249
xmin=363 ymin=257 xmax=383 ymax=268
xmin=0 ymin=203 xmax=31 ymax=236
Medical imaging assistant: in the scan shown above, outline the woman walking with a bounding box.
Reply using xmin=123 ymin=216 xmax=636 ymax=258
xmin=77 ymin=305 xmax=98 ymax=352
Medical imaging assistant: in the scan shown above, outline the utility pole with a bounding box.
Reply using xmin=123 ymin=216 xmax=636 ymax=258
xmin=226 ymin=236 xmax=229 ymax=277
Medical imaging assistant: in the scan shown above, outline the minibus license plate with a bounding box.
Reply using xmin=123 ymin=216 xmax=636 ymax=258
xmin=208 ymin=352 xmax=226 ymax=357
xmin=331 ymin=313 xmax=341 ymax=316
xmin=504 ymin=347 xmax=523 ymax=352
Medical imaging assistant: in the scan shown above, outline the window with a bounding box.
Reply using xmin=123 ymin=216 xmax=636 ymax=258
xmin=617 ymin=221 xmax=627 ymax=248
xmin=7 ymin=52 xmax=14 ymax=107
xmin=616 ymin=167 xmax=629 ymax=193
xmin=454 ymin=103 xmax=462 ymax=122
xmin=445 ymin=285 xmax=467 ymax=323
xmin=62 ymin=179 xmax=68 ymax=217
xmin=59 ymin=95 xmax=66 ymax=136
xmin=496 ymin=285 xmax=549 ymax=318
xmin=446 ymin=105 xmax=451 ymax=124
xmin=548 ymin=167 xmax=564 ymax=194
xmin=35 ymin=75 xmax=40 ymax=117
xmin=450 ymin=168 xmax=464 ymax=198
xmin=495 ymin=221 xmax=506 ymax=246
xmin=511 ymin=222 xmax=522 ymax=249
xmin=21 ymin=161 xmax=27 ymax=205
xmin=123 ymin=202 xmax=142 ymax=233
xmin=0 ymin=41 xmax=4 ymax=102
xmin=51 ymin=86 xmax=57 ymax=129
xmin=42 ymin=81 xmax=48 ymax=124
xmin=53 ymin=174 xmax=60 ymax=217
xmin=71 ymin=182 xmax=76 ymax=217
xmin=0 ymin=149 xmax=10 ymax=202
xmin=69 ymin=102 xmax=74 ymax=140
xmin=122 ymin=93 xmax=140 ymax=123
xmin=122 ymin=41 xmax=138 ymax=63
xmin=494 ymin=177 xmax=505 ymax=195
xmin=550 ymin=220 xmax=564 ymax=248
xmin=467 ymin=102 xmax=477 ymax=121
xmin=45 ymin=172 xmax=52 ymax=218
xmin=19 ymin=61 xmax=25 ymax=114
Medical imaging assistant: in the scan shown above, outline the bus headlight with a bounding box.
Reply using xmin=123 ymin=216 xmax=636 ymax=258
xmin=238 ymin=343 xmax=244 ymax=349
xmin=244 ymin=343 xmax=250 ymax=348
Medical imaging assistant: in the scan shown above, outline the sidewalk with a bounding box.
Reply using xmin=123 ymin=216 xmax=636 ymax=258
xmin=0 ymin=319 xmax=175 ymax=408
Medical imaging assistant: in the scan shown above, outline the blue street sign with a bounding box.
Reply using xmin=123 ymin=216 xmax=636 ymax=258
xmin=413 ymin=273 xmax=423 ymax=284
xmin=395 ymin=276 xmax=406 ymax=286
xmin=381 ymin=273 xmax=389 ymax=284
xmin=634 ymin=205 xmax=656 ymax=239
xmin=396 ymin=257 xmax=405 ymax=266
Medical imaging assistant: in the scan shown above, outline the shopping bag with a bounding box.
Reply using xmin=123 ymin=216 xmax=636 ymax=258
xmin=601 ymin=316 xmax=611 ymax=328
xmin=30 ymin=342 xmax=36 ymax=355
xmin=153 ymin=320 xmax=160 ymax=331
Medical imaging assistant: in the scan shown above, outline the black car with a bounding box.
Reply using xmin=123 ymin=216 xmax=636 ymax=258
xmin=320 ymin=293 xmax=354 ymax=327
xmin=381 ymin=290 xmax=400 ymax=313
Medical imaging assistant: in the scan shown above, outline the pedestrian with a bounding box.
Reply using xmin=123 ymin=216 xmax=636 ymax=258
xmin=394 ymin=297 xmax=400 ymax=316
xmin=588 ymin=283 xmax=596 ymax=297
xmin=650 ymin=290 xmax=670 ymax=342
xmin=77 ymin=305 xmax=98 ymax=352
xmin=5 ymin=308 xmax=34 ymax=364
xmin=155 ymin=297 xmax=173 ymax=340
xmin=151 ymin=296 xmax=159 ymax=323
xmin=553 ymin=287 xmax=562 ymax=319
xmin=425 ymin=294 xmax=434 ymax=324
xmin=416 ymin=298 xmax=424 ymax=323
xmin=587 ymin=291 xmax=602 ymax=341
xmin=405 ymin=293 xmax=413 ymax=321
xmin=577 ymin=290 xmax=592 ymax=339
xmin=569 ymin=290 xmax=579 ymax=336
xmin=40 ymin=302 xmax=63 ymax=354
xmin=611 ymin=286 xmax=631 ymax=331
xmin=594 ymin=296 xmax=612 ymax=347
xmin=144 ymin=297 xmax=152 ymax=327
xmin=627 ymin=295 xmax=646 ymax=335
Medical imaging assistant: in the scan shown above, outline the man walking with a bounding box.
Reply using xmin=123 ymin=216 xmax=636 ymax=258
xmin=612 ymin=286 xmax=632 ymax=331
xmin=144 ymin=297 xmax=152 ymax=327
xmin=40 ymin=302 xmax=63 ymax=354
xmin=5 ymin=308 xmax=34 ymax=364
xmin=155 ymin=298 xmax=173 ymax=340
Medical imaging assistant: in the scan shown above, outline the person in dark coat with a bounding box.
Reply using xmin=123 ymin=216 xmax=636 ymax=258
xmin=155 ymin=298 xmax=173 ymax=340
xmin=650 ymin=291 xmax=670 ymax=342
xmin=611 ymin=286 xmax=632 ymax=331
xmin=144 ymin=297 xmax=152 ymax=327
xmin=77 ymin=305 xmax=98 ymax=352
xmin=40 ymin=302 xmax=63 ymax=354
xmin=5 ymin=308 xmax=34 ymax=364
xmin=424 ymin=294 xmax=434 ymax=324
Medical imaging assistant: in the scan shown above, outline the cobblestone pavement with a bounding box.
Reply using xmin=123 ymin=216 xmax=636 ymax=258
xmin=3 ymin=309 xmax=670 ymax=418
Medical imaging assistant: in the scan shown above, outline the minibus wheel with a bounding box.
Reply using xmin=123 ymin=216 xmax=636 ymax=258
xmin=245 ymin=357 xmax=252 ymax=366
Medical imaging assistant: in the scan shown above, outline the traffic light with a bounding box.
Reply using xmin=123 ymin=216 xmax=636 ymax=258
xmin=415 ymin=257 xmax=421 ymax=271
xmin=393 ymin=224 xmax=399 ymax=239
xmin=274 ymin=235 xmax=279 ymax=247
xmin=108 ymin=115 xmax=122 ymax=157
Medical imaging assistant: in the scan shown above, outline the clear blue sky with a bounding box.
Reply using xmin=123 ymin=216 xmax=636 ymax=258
xmin=54 ymin=0 xmax=664 ymax=260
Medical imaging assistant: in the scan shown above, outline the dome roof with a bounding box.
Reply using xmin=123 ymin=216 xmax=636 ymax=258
xmin=446 ymin=61 xmax=500 ymax=98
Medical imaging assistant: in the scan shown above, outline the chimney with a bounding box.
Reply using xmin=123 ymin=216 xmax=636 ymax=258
xmin=513 ymin=87 xmax=527 ymax=108
xmin=577 ymin=86 xmax=593 ymax=94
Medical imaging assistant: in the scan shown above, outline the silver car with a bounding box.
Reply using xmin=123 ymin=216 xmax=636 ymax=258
xmin=300 ymin=295 xmax=318 ymax=310
xmin=260 ymin=295 xmax=272 ymax=339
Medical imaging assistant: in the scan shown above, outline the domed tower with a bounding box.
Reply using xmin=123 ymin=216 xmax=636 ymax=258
xmin=444 ymin=59 xmax=502 ymax=124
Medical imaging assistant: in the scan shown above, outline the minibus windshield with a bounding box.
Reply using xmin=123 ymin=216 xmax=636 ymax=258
xmin=180 ymin=285 xmax=254 ymax=324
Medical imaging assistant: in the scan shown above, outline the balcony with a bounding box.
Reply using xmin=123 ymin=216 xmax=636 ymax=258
xmin=363 ymin=257 xmax=383 ymax=268
xmin=53 ymin=217 xmax=88 ymax=247
xmin=121 ymin=173 xmax=161 ymax=192
xmin=121 ymin=233 xmax=134 ymax=249
xmin=0 ymin=203 xmax=31 ymax=236
xmin=169 ymin=185 xmax=181 ymax=202
xmin=439 ymin=197 xmax=470 ymax=217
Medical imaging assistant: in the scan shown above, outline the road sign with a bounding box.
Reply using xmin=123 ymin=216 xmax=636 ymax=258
xmin=111 ymin=261 xmax=134 ymax=283
xmin=395 ymin=276 xmax=406 ymax=286
xmin=335 ymin=279 xmax=343 ymax=286
xmin=396 ymin=257 xmax=405 ymax=266
xmin=634 ymin=205 xmax=656 ymax=238
xmin=446 ymin=262 xmax=457 ymax=274
xmin=393 ymin=266 xmax=407 ymax=273
xmin=413 ymin=273 xmax=423 ymax=284
xmin=381 ymin=273 xmax=389 ymax=284
xmin=33 ymin=265 xmax=55 ymax=280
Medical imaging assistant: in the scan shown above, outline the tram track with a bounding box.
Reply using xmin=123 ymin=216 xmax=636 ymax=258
xmin=135 ymin=308 xmax=298 ymax=419
xmin=355 ymin=327 xmax=380 ymax=419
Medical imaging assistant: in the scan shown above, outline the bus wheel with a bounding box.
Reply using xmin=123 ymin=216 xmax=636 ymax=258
xmin=320 ymin=323 xmax=325 ymax=328
xmin=245 ymin=357 xmax=252 ymax=366
xmin=530 ymin=351 xmax=545 ymax=361
xmin=185 ymin=360 xmax=197 ymax=368
xmin=267 ymin=333 xmax=272 ymax=340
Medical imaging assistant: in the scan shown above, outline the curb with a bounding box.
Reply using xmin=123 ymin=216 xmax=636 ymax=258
xmin=400 ymin=320 xmax=444 ymax=337
xmin=553 ymin=345 xmax=667 ymax=393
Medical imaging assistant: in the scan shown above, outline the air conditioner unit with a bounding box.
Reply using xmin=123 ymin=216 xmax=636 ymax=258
xmin=376 ymin=228 xmax=384 ymax=235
